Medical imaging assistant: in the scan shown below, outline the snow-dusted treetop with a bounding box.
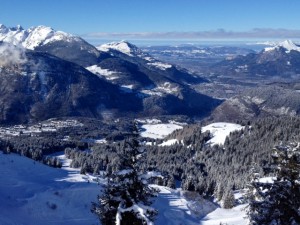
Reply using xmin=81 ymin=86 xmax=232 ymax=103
xmin=264 ymin=40 xmax=300 ymax=53
xmin=97 ymin=40 xmax=143 ymax=56
xmin=0 ymin=24 xmax=80 ymax=50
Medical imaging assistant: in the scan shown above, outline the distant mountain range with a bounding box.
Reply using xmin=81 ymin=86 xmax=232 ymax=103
xmin=213 ymin=40 xmax=300 ymax=77
xmin=142 ymin=44 xmax=255 ymax=59
xmin=0 ymin=24 xmax=220 ymax=124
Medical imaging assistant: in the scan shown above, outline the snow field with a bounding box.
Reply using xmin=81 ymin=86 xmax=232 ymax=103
xmin=152 ymin=185 xmax=248 ymax=225
xmin=0 ymin=152 xmax=101 ymax=225
xmin=86 ymin=65 xmax=120 ymax=80
xmin=139 ymin=120 xmax=184 ymax=139
xmin=202 ymin=122 xmax=243 ymax=146
xmin=157 ymin=122 xmax=243 ymax=147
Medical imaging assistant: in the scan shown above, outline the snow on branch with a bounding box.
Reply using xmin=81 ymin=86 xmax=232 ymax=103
xmin=116 ymin=203 xmax=155 ymax=225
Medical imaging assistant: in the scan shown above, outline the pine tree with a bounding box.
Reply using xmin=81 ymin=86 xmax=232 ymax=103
xmin=214 ymin=183 xmax=224 ymax=201
xmin=167 ymin=175 xmax=176 ymax=189
xmin=92 ymin=122 xmax=157 ymax=225
xmin=247 ymin=143 xmax=300 ymax=225
xmin=221 ymin=188 xmax=235 ymax=209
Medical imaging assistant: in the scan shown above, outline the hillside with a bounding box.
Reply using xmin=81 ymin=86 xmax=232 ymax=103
xmin=213 ymin=40 xmax=300 ymax=78
xmin=209 ymin=84 xmax=300 ymax=122
xmin=0 ymin=42 xmax=141 ymax=124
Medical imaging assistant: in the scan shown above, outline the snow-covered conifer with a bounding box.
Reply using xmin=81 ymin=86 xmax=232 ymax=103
xmin=247 ymin=143 xmax=300 ymax=225
xmin=221 ymin=188 xmax=235 ymax=209
xmin=92 ymin=122 xmax=157 ymax=225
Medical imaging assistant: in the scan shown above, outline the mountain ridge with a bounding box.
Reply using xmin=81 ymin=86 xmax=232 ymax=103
xmin=213 ymin=39 xmax=300 ymax=77
xmin=0 ymin=24 xmax=221 ymax=124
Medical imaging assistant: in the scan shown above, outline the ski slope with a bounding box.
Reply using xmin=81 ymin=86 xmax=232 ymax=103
xmin=0 ymin=152 xmax=101 ymax=225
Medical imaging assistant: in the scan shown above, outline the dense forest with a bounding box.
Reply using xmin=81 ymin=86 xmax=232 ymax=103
xmin=1 ymin=116 xmax=299 ymax=198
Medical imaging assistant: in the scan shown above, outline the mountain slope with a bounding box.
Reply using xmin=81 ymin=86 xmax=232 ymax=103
xmin=0 ymin=151 xmax=101 ymax=225
xmin=0 ymin=25 xmax=222 ymax=122
xmin=87 ymin=41 xmax=220 ymax=117
xmin=97 ymin=41 xmax=207 ymax=85
xmin=213 ymin=40 xmax=300 ymax=77
xmin=209 ymin=84 xmax=300 ymax=122
xmin=0 ymin=42 xmax=142 ymax=124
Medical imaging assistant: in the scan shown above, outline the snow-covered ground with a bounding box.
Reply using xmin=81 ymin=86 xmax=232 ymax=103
xmin=0 ymin=151 xmax=249 ymax=225
xmin=200 ymin=204 xmax=248 ymax=225
xmin=152 ymin=185 xmax=248 ymax=225
xmin=153 ymin=186 xmax=215 ymax=225
xmin=202 ymin=122 xmax=243 ymax=146
xmin=138 ymin=119 xmax=185 ymax=139
xmin=86 ymin=65 xmax=120 ymax=80
xmin=157 ymin=122 xmax=243 ymax=147
xmin=0 ymin=119 xmax=83 ymax=138
xmin=0 ymin=152 xmax=101 ymax=225
xmin=147 ymin=62 xmax=172 ymax=70
xmin=159 ymin=139 xmax=180 ymax=146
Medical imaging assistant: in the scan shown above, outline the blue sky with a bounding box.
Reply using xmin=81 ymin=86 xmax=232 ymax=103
xmin=1 ymin=0 xmax=300 ymax=43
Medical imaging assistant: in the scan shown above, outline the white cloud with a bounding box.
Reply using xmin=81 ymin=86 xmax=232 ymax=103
xmin=82 ymin=28 xmax=300 ymax=41
xmin=0 ymin=43 xmax=27 ymax=67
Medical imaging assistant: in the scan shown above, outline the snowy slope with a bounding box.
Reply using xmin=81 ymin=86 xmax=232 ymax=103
xmin=98 ymin=41 xmax=173 ymax=71
xmin=0 ymin=151 xmax=249 ymax=225
xmin=0 ymin=24 xmax=80 ymax=50
xmin=98 ymin=40 xmax=142 ymax=57
xmin=159 ymin=122 xmax=243 ymax=147
xmin=86 ymin=65 xmax=120 ymax=80
xmin=200 ymin=204 xmax=248 ymax=225
xmin=0 ymin=152 xmax=100 ymax=225
xmin=138 ymin=119 xmax=185 ymax=139
xmin=152 ymin=185 xmax=248 ymax=225
xmin=202 ymin=122 xmax=243 ymax=146
xmin=264 ymin=40 xmax=300 ymax=53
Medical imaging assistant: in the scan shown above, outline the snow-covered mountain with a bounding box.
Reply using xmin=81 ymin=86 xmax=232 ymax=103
xmin=0 ymin=42 xmax=141 ymax=124
xmin=98 ymin=40 xmax=175 ymax=71
xmin=89 ymin=41 xmax=221 ymax=117
xmin=0 ymin=25 xmax=221 ymax=124
xmin=0 ymin=24 xmax=79 ymax=50
xmin=264 ymin=40 xmax=300 ymax=53
xmin=99 ymin=40 xmax=144 ymax=57
xmin=0 ymin=24 xmax=101 ymax=67
xmin=213 ymin=40 xmax=300 ymax=77
xmin=94 ymin=40 xmax=207 ymax=87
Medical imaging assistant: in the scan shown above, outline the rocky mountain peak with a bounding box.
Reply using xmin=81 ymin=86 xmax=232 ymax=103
xmin=264 ymin=40 xmax=300 ymax=53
